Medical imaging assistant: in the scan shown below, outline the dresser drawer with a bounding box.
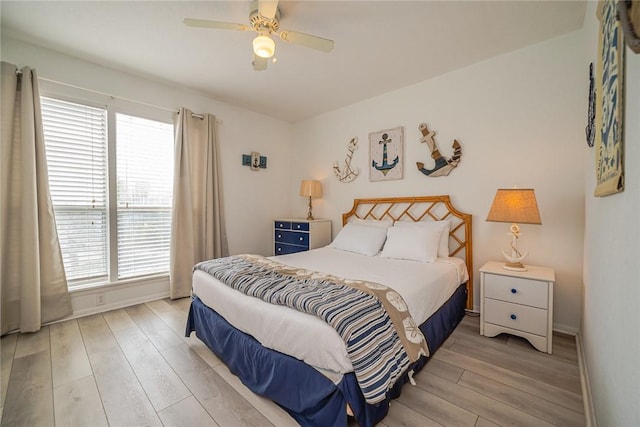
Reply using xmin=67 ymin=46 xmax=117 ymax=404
xmin=274 ymin=230 xmax=309 ymax=247
xmin=273 ymin=219 xmax=331 ymax=256
xmin=484 ymin=298 xmax=547 ymax=336
xmin=274 ymin=221 xmax=291 ymax=230
xmin=484 ymin=274 xmax=548 ymax=309
xmin=275 ymin=243 xmax=306 ymax=255
xmin=291 ymin=222 xmax=309 ymax=232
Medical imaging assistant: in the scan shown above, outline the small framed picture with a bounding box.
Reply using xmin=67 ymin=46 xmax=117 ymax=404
xmin=369 ymin=126 xmax=404 ymax=182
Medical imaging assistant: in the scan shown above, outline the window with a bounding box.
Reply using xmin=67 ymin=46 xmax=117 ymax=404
xmin=41 ymin=97 xmax=174 ymax=287
xmin=116 ymin=114 xmax=173 ymax=279
xmin=41 ymin=98 xmax=108 ymax=283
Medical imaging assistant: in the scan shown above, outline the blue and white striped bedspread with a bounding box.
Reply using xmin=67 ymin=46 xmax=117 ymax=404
xmin=194 ymin=254 xmax=429 ymax=404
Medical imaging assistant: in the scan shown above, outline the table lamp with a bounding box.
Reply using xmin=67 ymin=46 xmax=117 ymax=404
xmin=486 ymin=188 xmax=541 ymax=271
xmin=299 ymin=180 xmax=322 ymax=220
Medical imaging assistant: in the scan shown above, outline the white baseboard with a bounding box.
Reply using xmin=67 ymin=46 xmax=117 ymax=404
xmin=553 ymin=322 xmax=579 ymax=336
xmin=576 ymin=332 xmax=597 ymax=427
xmin=54 ymin=276 xmax=171 ymax=322
xmin=69 ymin=289 xmax=170 ymax=319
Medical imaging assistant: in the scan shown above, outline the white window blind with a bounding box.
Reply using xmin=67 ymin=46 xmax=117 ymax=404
xmin=41 ymin=97 xmax=108 ymax=283
xmin=116 ymin=114 xmax=173 ymax=279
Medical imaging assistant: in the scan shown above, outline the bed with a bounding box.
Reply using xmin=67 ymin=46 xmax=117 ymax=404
xmin=186 ymin=195 xmax=473 ymax=427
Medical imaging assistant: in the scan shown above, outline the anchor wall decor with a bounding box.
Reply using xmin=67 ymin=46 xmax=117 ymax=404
xmin=242 ymin=152 xmax=267 ymax=170
xmin=415 ymin=122 xmax=461 ymax=177
xmin=369 ymin=126 xmax=404 ymax=182
xmin=333 ymin=137 xmax=360 ymax=183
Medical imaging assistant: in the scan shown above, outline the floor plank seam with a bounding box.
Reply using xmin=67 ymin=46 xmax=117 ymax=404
xmin=455 ymin=362 xmax=584 ymax=416
xmin=455 ymin=370 xmax=584 ymax=426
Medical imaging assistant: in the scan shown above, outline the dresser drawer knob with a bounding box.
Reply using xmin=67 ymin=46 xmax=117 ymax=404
xmin=511 ymin=288 xmax=517 ymax=294
xmin=277 ymin=248 xmax=281 ymax=252
xmin=299 ymin=237 xmax=303 ymax=241
xmin=510 ymin=314 xmax=517 ymax=320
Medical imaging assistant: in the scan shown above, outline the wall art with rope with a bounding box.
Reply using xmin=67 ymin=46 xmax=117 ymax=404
xmin=415 ymin=122 xmax=462 ymax=177
xmin=333 ymin=137 xmax=360 ymax=183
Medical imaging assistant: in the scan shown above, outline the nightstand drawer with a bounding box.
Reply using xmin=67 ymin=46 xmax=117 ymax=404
xmin=484 ymin=274 xmax=548 ymax=309
xmin=484 ymin=298 xmax=547 ymax=336
xmin=274 ymin=230 xmax=309 ymax=247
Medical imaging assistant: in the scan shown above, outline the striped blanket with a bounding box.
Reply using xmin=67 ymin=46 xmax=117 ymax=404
xmin=194 ymin=254 xmax=429 ymax=404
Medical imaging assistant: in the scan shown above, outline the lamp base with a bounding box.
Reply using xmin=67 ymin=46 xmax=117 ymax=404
xmin=306 ymin=196 xmax=314 ymax=221
xmin=502 ymin=261 xmax=527 ymax=272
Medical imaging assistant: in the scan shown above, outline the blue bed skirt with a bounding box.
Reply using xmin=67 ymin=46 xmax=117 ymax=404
xmin=186 ymin=283 xmax=467 ymax=427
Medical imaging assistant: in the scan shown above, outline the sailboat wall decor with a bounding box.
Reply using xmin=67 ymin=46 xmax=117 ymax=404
xmin=415 ymin=122 xmax=462 ymax=177
xmin=369 ymin=126 xmax=404 ymax=182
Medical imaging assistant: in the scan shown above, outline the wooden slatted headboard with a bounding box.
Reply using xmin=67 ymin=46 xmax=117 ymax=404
xmin=342 ymin=195 xmax=473 ymax=309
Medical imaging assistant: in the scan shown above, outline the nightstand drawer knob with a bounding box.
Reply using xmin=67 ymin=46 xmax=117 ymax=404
xmin=511 ymin=288 xmax=517 ymax=294
xmin=278 ymin=234 xmax=282 ymax=238
xmin=510 ymin=314 xmax=517 ymax=320
xmin=299 ymin=237 xmax=303 ymax=241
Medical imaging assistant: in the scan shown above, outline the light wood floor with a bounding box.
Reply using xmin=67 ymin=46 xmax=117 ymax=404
xmin=0 ymin=298 xmax=585 ymax=426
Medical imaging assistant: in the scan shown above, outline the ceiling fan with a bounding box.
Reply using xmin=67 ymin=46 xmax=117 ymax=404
xmin=183 ymin=0 xmax=335 ymax=71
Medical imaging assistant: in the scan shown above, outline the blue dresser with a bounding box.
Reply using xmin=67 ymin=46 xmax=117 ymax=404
xmin=274 ymin=219 xmax=332 ymax=255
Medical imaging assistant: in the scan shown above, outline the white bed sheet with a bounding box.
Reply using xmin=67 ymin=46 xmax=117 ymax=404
xmin=192 ymin=247 xmax=468 ymax=376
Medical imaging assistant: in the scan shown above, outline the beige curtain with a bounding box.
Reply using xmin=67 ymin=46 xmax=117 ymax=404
xmin=1 ymin=62 xmax=72 ymax=334
xmin=170 ymin=108 xmax=228 ymax=298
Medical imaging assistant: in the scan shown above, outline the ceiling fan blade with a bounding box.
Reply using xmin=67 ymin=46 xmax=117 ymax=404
xmin=258 ymin=0 xmax=279 ymax=20
xmin=279 ymin=30 xmax=334 ymax=53
xmin=183 ymin=18 xmax=250 ymax=32
xmin=252 ymin=55 xmax=268 ymax=71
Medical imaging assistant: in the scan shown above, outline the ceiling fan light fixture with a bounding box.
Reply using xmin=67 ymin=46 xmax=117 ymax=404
xmin=253 ymin=33 xmax=275 ymax=58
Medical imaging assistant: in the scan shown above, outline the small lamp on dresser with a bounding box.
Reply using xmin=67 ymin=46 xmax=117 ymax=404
xmin=299 ymin=180 xmax=322 ymax=220
xmin=486 ymin=188 xmax=541 ymax=272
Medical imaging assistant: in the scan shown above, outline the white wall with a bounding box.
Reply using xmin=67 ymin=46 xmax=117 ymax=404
xmin=581 ymin=2 xmax=640 ymax=425
xmin=2 ymin=36 xmax=294 ymax=314
xmin=291 ymin=30 xmax=586 ymax=332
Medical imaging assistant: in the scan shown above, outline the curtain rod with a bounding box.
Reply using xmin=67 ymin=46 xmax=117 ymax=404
xmin=38 ymin=76 xmax=179 ymax=114
xmin=15 ymin=69 xmax=207 ymax=120
xmin=37 ymin=76 xmax=209 ymax=121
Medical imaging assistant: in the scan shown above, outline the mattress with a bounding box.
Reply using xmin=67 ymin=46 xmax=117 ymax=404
xmin=192 ymin=246 xmax=468 ymax=376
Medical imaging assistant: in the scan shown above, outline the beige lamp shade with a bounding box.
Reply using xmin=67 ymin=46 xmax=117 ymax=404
xmin=486 ymin=189 xmax=541 ymax=224
xmin=299 ymin=180 xmax=322 ymax=198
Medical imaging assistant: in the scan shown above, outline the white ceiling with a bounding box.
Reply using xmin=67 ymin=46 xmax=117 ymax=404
xmin=1 ymin=1 xmax=586 ymax=123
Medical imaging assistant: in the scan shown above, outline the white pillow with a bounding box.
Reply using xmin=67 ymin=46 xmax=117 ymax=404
xmin=351 ymin=218 xmax=393 ymax=228
xmin=392 ymin=220 xmax=451 ymax=258
xmin=379 ymin=225 xmax=442 ymax=263
xmin=329 ymin=223 xmax=388 ymax=256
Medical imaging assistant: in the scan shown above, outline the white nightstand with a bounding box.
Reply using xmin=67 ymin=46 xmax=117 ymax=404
xmin=480 ymin=261 xmax=555 ymax=354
